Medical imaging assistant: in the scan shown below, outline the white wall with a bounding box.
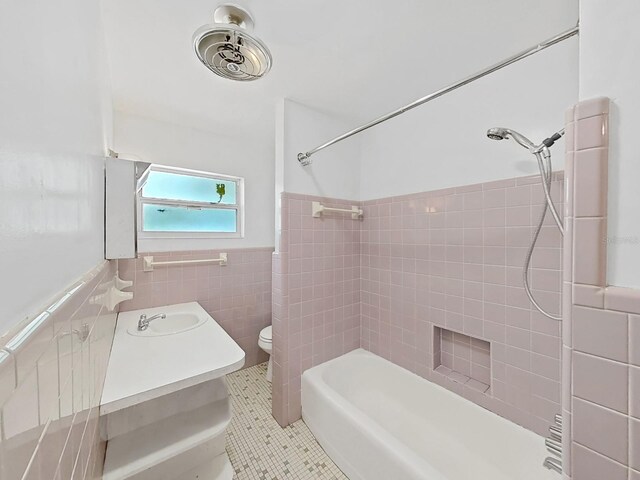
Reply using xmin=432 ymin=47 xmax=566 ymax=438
xmin=274 ymin=99 xmax=362 ymax=252
xmin=0 ymin=0 xmax=112 ymax=335
xmin=278 ymin=37 xmax=577 ymax=203
xmin=114 ymin=112 xmax=275 ymax=251
xmin=278 ymin=99 xmax=361 ymax=200
xmin=579 ymin=0 xmax=640 ymax=289
xmin=358 ymin=38 xmax=578 ymax=200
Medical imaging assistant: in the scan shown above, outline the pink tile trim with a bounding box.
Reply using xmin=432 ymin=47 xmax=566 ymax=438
xmin=573 ymin=284 xmax=605 ymax=309
xmin=576 ymin=116 xmax=608 ymax=151
xmin=630 ymin=366 xmax=640 ymax=419
xmin=573 ymin=397 xmax=628 ymax=465
xmin=0 ymin=261 xmax=116 ymax=480
xmin=575 ymin=97 xmax=611 ymax=120
xmin=564 ymin=151 xmax=574 ymax=218
xmin=605 ymin=287 xmax=640 ymax=315
xmin=630 ymin=419 xmax=640 ymax=471
xmin=573 ymin=351 xmax=628 ymax=414
xmin=573 ymin=148 xmax=608 ymax=218
xmin=573 ymin=218 xmax=607 ymax=287
xmin=572 ymin=305 xmax=628 ymax=363
xmin=564 ymin=97 xmax=640 ymax=477
xmin=632 ymin=316 xmax=640 ymax=368
xmin=572 ymin=443 xmax=628 ymax=480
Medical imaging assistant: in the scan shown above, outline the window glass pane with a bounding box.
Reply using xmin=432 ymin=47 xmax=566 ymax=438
xmin=142 ymin=204 xmax=237 ymax=232
xmin=142 ymin=170 xmax=237 ymax=205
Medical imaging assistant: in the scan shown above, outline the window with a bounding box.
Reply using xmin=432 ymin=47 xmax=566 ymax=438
xmin=138 ymin=166 xmax=244 ymax=238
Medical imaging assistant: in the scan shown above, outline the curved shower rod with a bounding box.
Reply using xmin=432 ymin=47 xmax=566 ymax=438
xmin=297 ymin=25 xmax=579 ymax=166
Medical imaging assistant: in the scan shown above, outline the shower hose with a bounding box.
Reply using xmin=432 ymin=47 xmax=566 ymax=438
xmin=524 ymin=149 xmax=564 ymax=321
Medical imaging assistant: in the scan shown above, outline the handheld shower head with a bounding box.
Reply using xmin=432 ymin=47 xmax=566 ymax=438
xmin=485 ymin=123 xmax=565 ymax=321
xmin=487 ymin=127 xmax=509 ymax=141
xmin=486 ymin=127 xmax=535 ymax=150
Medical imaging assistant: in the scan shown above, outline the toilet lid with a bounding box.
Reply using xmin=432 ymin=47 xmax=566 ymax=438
xmin=259 ymin=326 xmax=272 ymax=342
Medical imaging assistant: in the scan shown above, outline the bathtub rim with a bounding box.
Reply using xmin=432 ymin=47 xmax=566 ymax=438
xmin=301 ymin=348 xmax=557 ymax=480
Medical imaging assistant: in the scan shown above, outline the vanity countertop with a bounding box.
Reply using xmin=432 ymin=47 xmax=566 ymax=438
xmin=100 ymin=302 xmax=245 ymax=414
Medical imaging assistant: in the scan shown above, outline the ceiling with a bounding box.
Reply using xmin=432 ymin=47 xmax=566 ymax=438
xmin=101 ymin=0 xmax=578 ymax=145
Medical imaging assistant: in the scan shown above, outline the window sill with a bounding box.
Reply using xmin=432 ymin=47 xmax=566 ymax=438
xmin=138 ymin=231 xmax=243 ymax=240
xmin=137 ymin=236 xmax=248 ymax=253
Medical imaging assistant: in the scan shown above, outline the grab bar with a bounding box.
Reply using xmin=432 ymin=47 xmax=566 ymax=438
xmin=143 ymin=253 xmax=227 ymax=272
xmin=312 ymin=201 xmax=363 ymax=219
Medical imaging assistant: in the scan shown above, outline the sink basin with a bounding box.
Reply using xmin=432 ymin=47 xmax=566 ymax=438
xmin=127 ymin=312 xmax=207 ymax=337
xmin=102 ymin=302 xmax=245 ymax=415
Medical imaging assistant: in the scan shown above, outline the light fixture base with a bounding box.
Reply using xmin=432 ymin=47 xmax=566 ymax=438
xmin=213 ymin=4 xmax=255 ymax=31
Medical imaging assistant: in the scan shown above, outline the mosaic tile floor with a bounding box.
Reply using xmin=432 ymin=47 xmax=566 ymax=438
xmin=226 ymin=363 xmax=349 ymax=480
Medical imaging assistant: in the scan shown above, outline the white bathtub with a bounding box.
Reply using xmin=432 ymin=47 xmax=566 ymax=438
xmin=302 ymin=349 xmax=557 ymax=480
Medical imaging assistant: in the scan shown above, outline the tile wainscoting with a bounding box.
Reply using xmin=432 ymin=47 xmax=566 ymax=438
xmin=360 ymin=173 xmax=564 ymax=436
xmin=275 ymin=174 xmax=564 ymax=435
xmin=118 ymin=248 xmax=273 ymax=368
xmin=273 ymin=194 xmax=361 ymax=426
xmin=0 ymin=260 xmax=118 ymax=479
xmin=563 ymin=97 xmax=640 ymax=479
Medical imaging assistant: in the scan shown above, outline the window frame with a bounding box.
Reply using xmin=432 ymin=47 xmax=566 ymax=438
xmin=137 ymin=165 xmax=244 ymax=240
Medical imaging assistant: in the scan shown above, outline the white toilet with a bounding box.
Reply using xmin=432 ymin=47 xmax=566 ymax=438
xmin=258 ymin=325 xmax=273 ymax=382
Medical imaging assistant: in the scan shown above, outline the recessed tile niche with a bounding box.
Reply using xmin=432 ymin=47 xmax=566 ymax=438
xmin=433 ymin=327 xmax=491 ymax=394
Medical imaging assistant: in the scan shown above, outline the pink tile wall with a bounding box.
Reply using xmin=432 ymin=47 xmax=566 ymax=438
xmin=563 ymin=97 xmax=640 ymax=479
xmin=271 ymin=252 xmax=288 ymax=424
xmin=0 ymin=260 xmax=118 ymax=479
xmin=360 ymin=173 xmax=565 ymax=436
xmin=273 ymin=193 xmax=361 ymax=426
xmin=118 ymin=248 xmax=273 ymax=368
xmin=274 ymin=175 xmax=564 ymax=433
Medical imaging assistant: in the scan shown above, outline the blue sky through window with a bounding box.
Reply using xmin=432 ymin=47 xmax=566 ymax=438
xmin=140 ymin=168 xmax=240 ymax=233
xmin=142 ymin=170 xmax=236 ymax=204
xmin=143 ymin=204 xmax=237 ymax=232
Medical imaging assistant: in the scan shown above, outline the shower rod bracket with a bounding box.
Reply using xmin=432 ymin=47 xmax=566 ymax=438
xmin=297 ymin=24 xmax=579 ymax=166
xmin=297 ymin=152 xmax=312 ymax=166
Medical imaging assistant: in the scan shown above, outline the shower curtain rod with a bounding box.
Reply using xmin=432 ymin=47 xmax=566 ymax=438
xmin=297 ymin=25 xmax=579 ymax=166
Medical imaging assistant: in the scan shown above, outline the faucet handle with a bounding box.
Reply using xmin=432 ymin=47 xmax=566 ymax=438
xmin=138 ymin=314 xmax=148 ymax=331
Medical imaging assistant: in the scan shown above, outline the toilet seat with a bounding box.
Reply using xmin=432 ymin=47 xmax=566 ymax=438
xmin=259 ymin=325 xmax=272 ymax=343
xmin=258 ymin=325 xmax=273 ymax=383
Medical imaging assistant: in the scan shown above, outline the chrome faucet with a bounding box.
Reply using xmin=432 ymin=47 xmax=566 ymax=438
xmin=138 ymin=313 xmax=166 ymax=331
xmin=543 ymin=413 xmax=563 ymax=474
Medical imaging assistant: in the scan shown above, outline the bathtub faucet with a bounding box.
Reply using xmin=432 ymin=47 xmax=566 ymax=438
xmin=543 ymin=457 xmax=561 ymax=474
xmin=138 ymin=313 xmax=166 ymax=331
xmin=542 ymin=413 xmax=562 ymax=474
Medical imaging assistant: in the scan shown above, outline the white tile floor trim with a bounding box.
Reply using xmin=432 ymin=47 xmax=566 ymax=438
xmin=226 ymin=363 xmax=348 ymax=480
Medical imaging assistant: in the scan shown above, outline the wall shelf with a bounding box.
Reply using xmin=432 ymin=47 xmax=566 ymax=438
xmin=433 ymin=326 xmax=491 ymax=394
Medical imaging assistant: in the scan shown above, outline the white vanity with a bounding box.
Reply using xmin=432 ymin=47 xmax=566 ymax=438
xmin=100 ymin=302 xmax=245 ymax=480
